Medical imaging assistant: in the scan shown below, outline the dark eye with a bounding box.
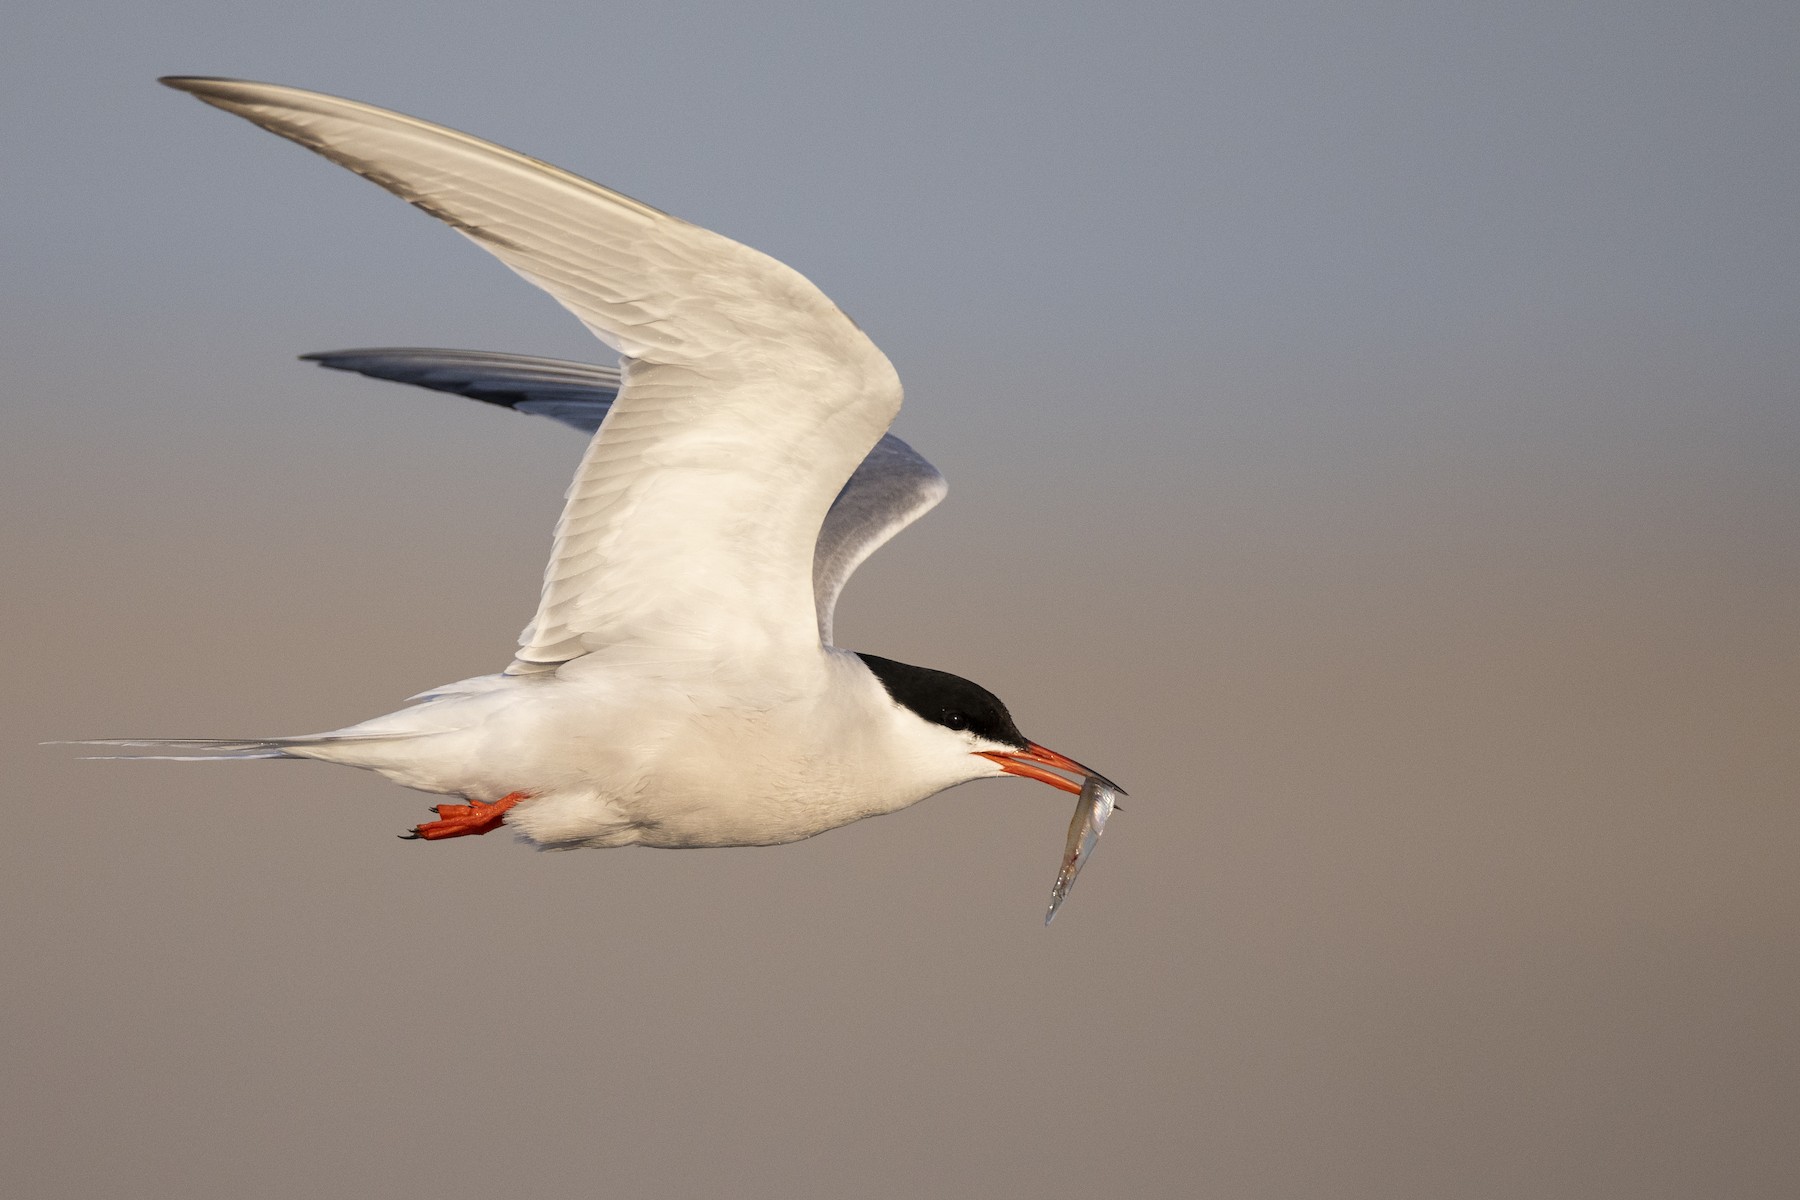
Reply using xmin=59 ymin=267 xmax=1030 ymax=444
xmin=943 ymin=711 xmax=970 ymax=731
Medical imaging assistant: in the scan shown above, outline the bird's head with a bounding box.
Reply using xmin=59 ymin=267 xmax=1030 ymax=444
xmin=855 ymin=652 xmax=1114 ymax=796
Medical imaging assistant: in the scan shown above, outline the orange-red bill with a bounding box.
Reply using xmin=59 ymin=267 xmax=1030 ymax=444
xmin=977 ymin=742 xmax=1122 ymax=796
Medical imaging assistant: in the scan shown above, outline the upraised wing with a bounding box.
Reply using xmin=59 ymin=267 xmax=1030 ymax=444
xmin=166 ymin=78 xmax=902 ymax=673
xmin=306 ymin=348 xmax=946 ymax=645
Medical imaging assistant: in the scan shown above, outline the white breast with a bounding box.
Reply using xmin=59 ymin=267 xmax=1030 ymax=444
xmin=300 ymin=649 xmax=967 ymax=851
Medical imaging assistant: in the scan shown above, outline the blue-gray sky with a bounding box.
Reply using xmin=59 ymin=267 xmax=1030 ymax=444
xmin=5 ymin=4 xmax=1798 ymax=1198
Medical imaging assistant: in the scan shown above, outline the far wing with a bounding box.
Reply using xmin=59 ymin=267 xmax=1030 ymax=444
xmin=307 ymin=347 xmax=946 ymax=645
xmin=304 ymin=347 xmax=620 ymax=434
xmin=168 ymin=79 xmax=903 ymax=673
xmin=811 ymin=434 xmax=946 ymax=644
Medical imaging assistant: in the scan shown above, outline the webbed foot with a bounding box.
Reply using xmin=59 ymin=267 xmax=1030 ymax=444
xmin=402 ymin=792 xmax=528 ymax=841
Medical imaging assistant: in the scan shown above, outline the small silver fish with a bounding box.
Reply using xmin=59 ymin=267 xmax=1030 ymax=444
xmin=1045 ymin=774 xmax=1119 ymax=924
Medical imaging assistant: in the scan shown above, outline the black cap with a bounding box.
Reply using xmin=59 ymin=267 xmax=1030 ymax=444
xmin=856 ymin=653 xmax=1029 ymax=750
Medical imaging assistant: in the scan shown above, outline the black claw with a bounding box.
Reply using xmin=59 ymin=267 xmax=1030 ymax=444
xmin=399 ymin=831 xmax=422 ymax=840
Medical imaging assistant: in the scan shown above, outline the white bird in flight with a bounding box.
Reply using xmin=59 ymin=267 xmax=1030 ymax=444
xmin=94 ymin=78 xmax=1119 ymax=879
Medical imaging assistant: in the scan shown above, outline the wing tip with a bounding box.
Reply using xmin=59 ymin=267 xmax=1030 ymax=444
xmin=159 ymin=76 xmax=302 ymax=118
xmin=158 ymin=75 xmax=254 ymax=99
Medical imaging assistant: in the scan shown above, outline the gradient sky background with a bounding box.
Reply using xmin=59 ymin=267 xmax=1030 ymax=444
xmin=5 ymin=2 xmax=1798 ymax=1197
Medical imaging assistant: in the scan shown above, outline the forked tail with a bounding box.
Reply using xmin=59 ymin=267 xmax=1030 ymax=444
xmin=54 ymin=733 xmax=393 ymax=762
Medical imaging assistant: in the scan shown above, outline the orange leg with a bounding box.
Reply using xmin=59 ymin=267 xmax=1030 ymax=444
xmin=401 ymin=791 xmax=529 ymax=841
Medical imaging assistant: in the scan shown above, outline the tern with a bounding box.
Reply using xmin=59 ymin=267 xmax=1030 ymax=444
xmin=92 ymin=78 xmax=1118 ymax=855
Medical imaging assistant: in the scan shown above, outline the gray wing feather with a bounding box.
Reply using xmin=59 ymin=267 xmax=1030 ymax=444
xmin=307 ymin=348 xmax=945 ymax=643
xmin=305 ymin=347 xmax=620 ymax=434
xmin=811 ymin=435 xmax=947 ymax=644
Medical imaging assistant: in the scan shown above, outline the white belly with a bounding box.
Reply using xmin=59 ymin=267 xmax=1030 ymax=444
xmin=297 ymin=653 xmax=945 ymax=850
